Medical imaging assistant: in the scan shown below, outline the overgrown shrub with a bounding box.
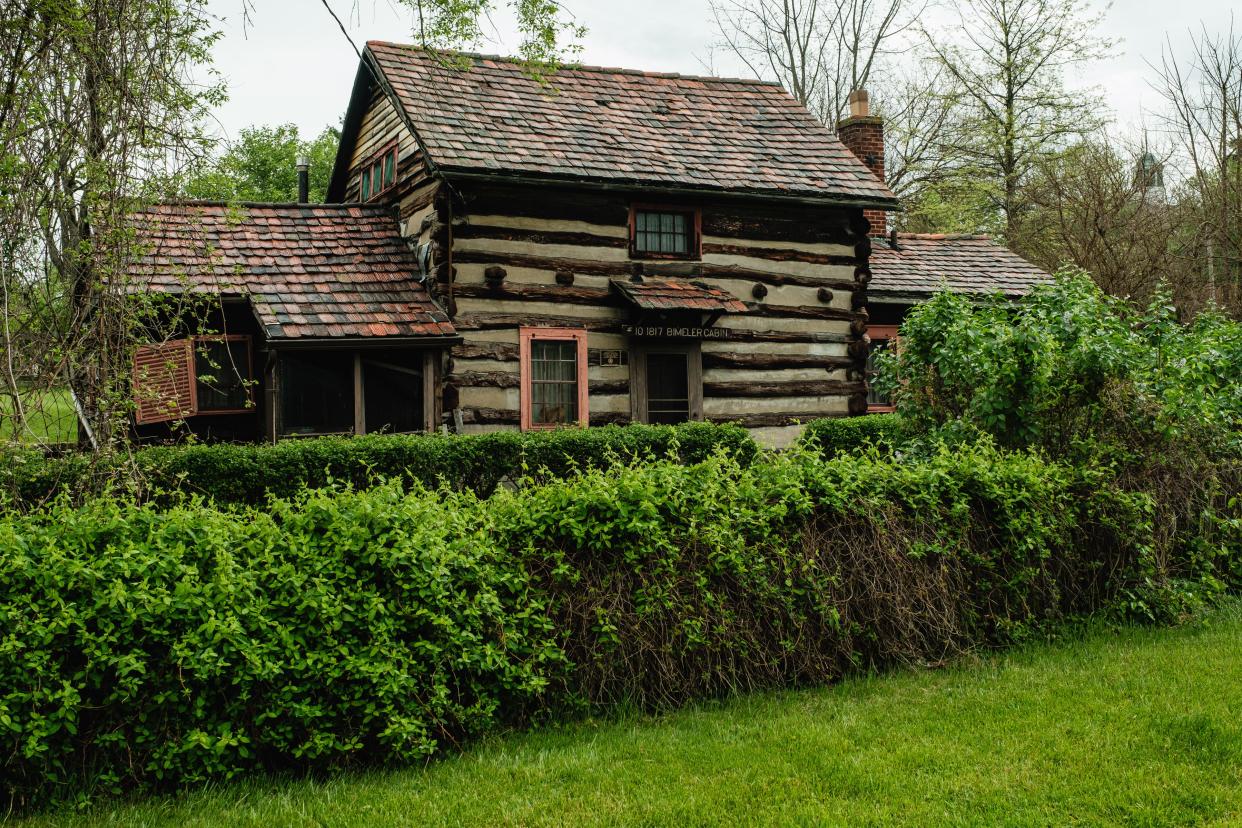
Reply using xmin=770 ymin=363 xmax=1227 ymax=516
xmin=0 ymin=421 xmax=757 ymax=509
xmin=878 ymin=272 xmax=1242 ymax=456
xmin=5 ymin=441 xmax=1237 ymax=808
xmin=877 ymin=272 xmax=1242 ymax=616
xmin=800 ymin=413 xmax=908 ymax=456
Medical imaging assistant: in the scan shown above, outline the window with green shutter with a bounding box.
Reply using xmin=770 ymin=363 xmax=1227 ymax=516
xmin=358 ymin=142 xmax=398 ymax=202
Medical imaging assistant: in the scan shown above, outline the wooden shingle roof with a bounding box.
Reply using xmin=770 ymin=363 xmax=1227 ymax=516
xmin=869 ymin=234 xmax=1052 ymax=301
xmin=347 ymin=43 xmax=898 ymax=206
xmin=611 ymin=278 xmax=748 ymax=313
xmin=128 ymin=202 xmax=456 ymax=341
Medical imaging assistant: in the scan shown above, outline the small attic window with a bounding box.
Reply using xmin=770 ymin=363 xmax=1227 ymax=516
xmin=630 ymin=206 xmax=701 ymax=260
xmin=360 ymin=142 xmax=398 ymax=202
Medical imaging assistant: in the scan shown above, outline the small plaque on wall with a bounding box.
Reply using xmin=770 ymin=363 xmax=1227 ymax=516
xmin=596 ymin=349 xmax=626 ymax=367
xmin=622 ymin=324 xmax=731 ymax=340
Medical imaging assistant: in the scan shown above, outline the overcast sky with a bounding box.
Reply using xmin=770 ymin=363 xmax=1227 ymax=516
xmin=204 ymin=0 xmax=1236 ymax=146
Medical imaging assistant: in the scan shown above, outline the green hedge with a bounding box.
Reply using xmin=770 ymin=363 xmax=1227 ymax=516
xmin=4 ymin=442 xmax=1237 ymax=808
xmin=801 ymin=414 xmax=909 ymax=456
xmin=0 ymin=485 xmax=560 ymax=805
xmin=0 ymin=422 xmax=757 ymax=509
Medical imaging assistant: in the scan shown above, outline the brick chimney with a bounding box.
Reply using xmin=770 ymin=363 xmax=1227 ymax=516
xmin=837 ymin=89 xmax=886 ymax=236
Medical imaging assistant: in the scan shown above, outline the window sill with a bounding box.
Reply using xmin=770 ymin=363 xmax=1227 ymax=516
xmin=524 ymin=422 xmax=585 ymax=431
xmin=628 ymin=252 xmax=701 ymax=262
xmin=194 ymin=407 xmax=257 ymax=417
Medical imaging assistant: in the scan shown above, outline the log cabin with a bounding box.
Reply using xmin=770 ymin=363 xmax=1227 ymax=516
xmin=321 ymin=42 xmax=898 ymax=447
xmin=127 ymin=45 xmax=1050 ymax=445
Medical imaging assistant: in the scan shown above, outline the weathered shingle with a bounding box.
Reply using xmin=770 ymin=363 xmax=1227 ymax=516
xmin=128 ymin=202 xmax=456 ymax=340
xmin=611 ymin=278 xmax=748 ymax=313
xmin=869 ymin=233 xmax=1052 ymax=299
xmin=366 ymin=42 xmax=898 ymax=206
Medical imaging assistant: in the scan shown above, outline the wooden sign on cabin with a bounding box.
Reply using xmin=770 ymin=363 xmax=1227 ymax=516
xmin=621 ymin=324 xmax=732 ymax=340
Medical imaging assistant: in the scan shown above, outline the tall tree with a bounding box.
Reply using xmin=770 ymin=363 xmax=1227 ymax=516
xmin=1151 ymin=23 xmax=1242 ymax=314
xmin=0 ymin=0 xmax=224 ymax=447
xmin=375 ymin=0 xmax=584 ymax=68
xmin=1017 ymin=138 xmax=1184 ymax=305
xmin=184 ymin=124 xmax=341 ymax=203
xmin=708 ymin=0 xmax=915 ymax=124
xmin=872 ymin=62 xmax=958 ymax=200
xmin=919 ymin=0 xmax=1114 ymax=241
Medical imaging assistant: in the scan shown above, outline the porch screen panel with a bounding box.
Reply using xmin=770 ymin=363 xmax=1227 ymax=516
xmin=280 ymin=352 xmax=353 ymax=435
xmin=530 ymin=340 xmax=579 ymax=425
xmin=645 ymin=352 xmax=690 ymax=424
xmin=363 ymin=358 xmax=423 ymax=433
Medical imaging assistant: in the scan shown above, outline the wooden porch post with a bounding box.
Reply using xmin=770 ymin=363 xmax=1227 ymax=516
xmin=353 ymin=352 xmax=365 ymax=435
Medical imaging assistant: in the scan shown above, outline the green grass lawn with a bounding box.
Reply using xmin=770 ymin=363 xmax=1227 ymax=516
xmin=17 ymin=603 xmax=1242 ymax=828
xmin=0 ymin=386 xmax=76 ymax=444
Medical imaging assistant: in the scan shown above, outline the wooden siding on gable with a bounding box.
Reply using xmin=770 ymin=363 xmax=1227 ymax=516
xmin=341 ymin=86 xmax=436 ymax=215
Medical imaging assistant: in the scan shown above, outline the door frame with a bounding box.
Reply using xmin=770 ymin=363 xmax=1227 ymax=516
xmin=628 ymin=341 xmax=703 ymax=424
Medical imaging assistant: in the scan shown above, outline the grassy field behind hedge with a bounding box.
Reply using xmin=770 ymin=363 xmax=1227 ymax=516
xmin=0 ymin=388 xmax=76 ymax=444
xmin=19 ymin=601 xmax=1241 ymax=827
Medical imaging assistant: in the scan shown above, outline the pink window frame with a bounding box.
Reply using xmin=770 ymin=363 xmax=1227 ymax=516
xmin=519 ymin=326 xmax=589 ymax=431
xmin=866 ymin=324 xmax=900 ymax=413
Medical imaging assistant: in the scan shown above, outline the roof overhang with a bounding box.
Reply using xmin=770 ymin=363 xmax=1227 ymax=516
xmin=867 ymin=289 xmax=1026 ymax=305
xmin=268 ymin=335 xmax=462 ymax=350
xmin=610 ymin=277 xmax=748 ymax=313
xmin=442 ymin=168 xmax=900 ymax=211
xmin=328 ymin=57 xmax=378 ymax=202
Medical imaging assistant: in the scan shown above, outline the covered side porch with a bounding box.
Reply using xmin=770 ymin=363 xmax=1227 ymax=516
xmin=127 ymin=201 xmax=458 ymax=443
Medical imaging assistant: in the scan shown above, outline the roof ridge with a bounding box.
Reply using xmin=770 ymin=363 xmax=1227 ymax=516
xmin=365 ymin=41 xmax=785 ymax=87
xmin=895 ymin=232 xmax=994 ymax=241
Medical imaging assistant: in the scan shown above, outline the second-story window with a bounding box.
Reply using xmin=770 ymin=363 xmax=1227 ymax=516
xmin=360 ymin=143 xmax=398 ymax=201
xmin=631 ymin=206 xmax=700 ymax=259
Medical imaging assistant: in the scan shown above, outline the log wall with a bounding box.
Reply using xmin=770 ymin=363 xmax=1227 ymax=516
xmin=446 ymin=183 xmax=871 ymax=447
